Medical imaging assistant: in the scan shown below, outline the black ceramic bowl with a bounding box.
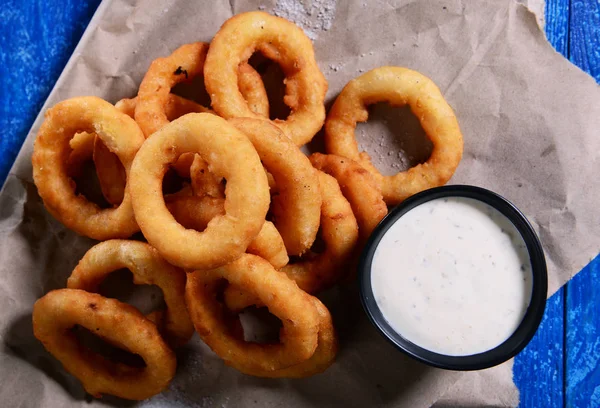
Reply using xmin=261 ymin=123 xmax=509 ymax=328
xmin=358 ymin=185 xmax=548 ymax=371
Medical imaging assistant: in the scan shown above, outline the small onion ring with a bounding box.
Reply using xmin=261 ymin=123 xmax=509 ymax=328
xmin=165 ymin=195 xmax=288 ymax=269
xmin=229 ymin=118 xmax=321 ymax=255
xmin=205 ymin=11 xmax=328 ymax=146
xmin=185 ymin=254 xmax=320 ymax=372
xmin=309 ymin=153 xmax=388 ymax=241
xmin=32 ymin=96 xmax=144 ymax=240
xmin=281 ymin=171 xmax=359 ymax=294
xmin=224 ymin=295 xmax=338 ymax=378
xmin=32 ymin=289 xmax=176 ymax=400
xmin=129 ymin=113 xmax=270 ymax=270
xmin=324 ymin=66 xmax=464 ymax=205
xmin=135 ymin=42 xmax=269 ymax=137
xmin=67 ymin=240 xmax=194 ymax=348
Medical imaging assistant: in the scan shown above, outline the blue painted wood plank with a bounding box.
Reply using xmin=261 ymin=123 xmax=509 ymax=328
xmin=0 ymin=0 xmax=102 ymax=187
xmin=570 ymin=0 xmax=600 ymax=82
xmin=566 ymin=0 xmax=600 ymax=406
xmin=514 ymin=1 xmax=569 ymax=406
xmin=566 ymin=256 xmax=600 ymax=407
xmin=545 ymin=0 xmax=571 ymax=55
xmin=514 ymin=288 xmax=566 ymax=408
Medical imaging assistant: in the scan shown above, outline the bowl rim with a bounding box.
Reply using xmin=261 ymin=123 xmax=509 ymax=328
xmin=358 ymin=184 xmax=548 ymax=371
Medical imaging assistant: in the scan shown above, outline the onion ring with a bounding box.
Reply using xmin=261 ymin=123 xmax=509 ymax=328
xmin=224 ymin=295 xmax=338 ymax=378
xmin=205 ymin=11 xmax=327 ymax=146
xmin=32 ymin=289 xmax=176 ymax=400
xmin=67 ymin=240 xmax=194 ymax=347
xmin=32 ymin=96 xmax=144 ymax=240
xmin=165 ymin=195 xmax=288 ymax=269
xmin=324 ymin=67 xmax=463 ymax=205
xmin=309 ymin=153 xmax=388 ymax=241
xmin=135 ymin=42 xmax=269 ymax=137
xmin=229 ymin=118 xmax=321 ymax=255
xmin=185 ymin=254 xmax=320 ymax=373
xmin=281 ymin=171 xmax=359 ymax=294
xmin=129 ymin=113 xmax=270 ymax=270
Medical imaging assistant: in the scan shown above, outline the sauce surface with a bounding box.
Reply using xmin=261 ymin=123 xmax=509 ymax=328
xmin=371 ymin=196 xmax=532 ymax=356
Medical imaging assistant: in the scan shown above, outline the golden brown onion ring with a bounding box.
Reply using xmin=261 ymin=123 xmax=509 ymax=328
xmin=129 ymin=113 xmax=270 ymax=270
xmin=309 ymin=153 xmax=388 ymax=241
xmin=32 ymin=96 xmax=144 ymax=240
xmin=67 ymin=240 xmax=194 ymax=348
xmin=229 ymin=118 xmax=321 ymax=256
xmin=281 ymin=171 xmax=359 ymax=294
xmin=324 ymin=67 xmax=463 ymax=205
xmin=135 ymin=42 xmax=268 ymax=137
xmin=32 ymin=289 xmax=176 ymax=400
xmin=185 ymin=254 xmax=320 ymax=373
xmin=205 ymin=12 xmax=327 ymax=146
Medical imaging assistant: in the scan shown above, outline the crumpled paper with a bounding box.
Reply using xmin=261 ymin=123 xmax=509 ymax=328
xmin=1 ymin=0 xmax=599 ymax=407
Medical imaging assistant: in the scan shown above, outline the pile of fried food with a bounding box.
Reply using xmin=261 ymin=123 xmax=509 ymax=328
xmin=30 ymin=11 xmax=463 ymax=401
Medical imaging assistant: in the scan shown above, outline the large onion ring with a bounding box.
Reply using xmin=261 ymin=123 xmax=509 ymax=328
xmin=67 ymin=240 xmax=194 ymax=347
xmin=281 ymin=171 xmax=359 ymax=293
xmin=129 ymin=113 xmax=270 ymax=270
xmin=32 ymin=289 xmax=176 ymax=400
xmin=32 ymin=96 xmax=144 ymax=240
xmin=324 ymin=67 xmax=463 ymax=205
xmin=309 ymin=153 xmax=388 ymax=241
xmin=185 ymin=254 xmax=320 ymax=373
xmin=205 ymin=11 xmax=328 ymax=146
xmin=135 ymin=42 xmax=269 ymax=137
xmin=229 ymin=118 xmax=321 ymax=255
xmin=165 ymin=195 xmax=288 ymax=269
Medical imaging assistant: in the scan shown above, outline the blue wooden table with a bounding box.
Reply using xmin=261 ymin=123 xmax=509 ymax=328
xmin=1 ymin=0 xmax=598 ymax=406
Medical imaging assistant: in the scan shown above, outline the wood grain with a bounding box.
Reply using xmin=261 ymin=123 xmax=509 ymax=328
xmin=0 ymin=0 xmax=101 ymax=183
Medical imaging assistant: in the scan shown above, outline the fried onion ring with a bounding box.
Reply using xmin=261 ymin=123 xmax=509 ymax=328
xmin=166 ymin=195 xmax=288 ymax=269
xmin=32 ymin=289 xmax=176 ymax=400
xmin=129 ymin=113 xmax=270 ymax=270
xmin=281 ymin=171 xmax=359 ymax=293
xmin=185 ymin=254 xmax=320 ymax=372
xmin=205 ymin=11 xmax=327 ymax=146
xmin=67 ymin=240 xmax=194 ymax=347
xmin=32 ymin=96 xmax=144 ymax=240
xmin=229 ymin=118 xmax=321 ymax=255
xmin=324 ymin=67 xmax=463 ymax=205
xmin=135 ymin=42 xmax=269 ymax=137
xmin=309 ymin=153 xmax=388 ymax=241
xmin=224 ymin=295 xmax=337 ymax=378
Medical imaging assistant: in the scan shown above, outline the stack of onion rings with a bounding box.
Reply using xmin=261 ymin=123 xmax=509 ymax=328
xmin=30 ymin=9 xmax=465 ymax=399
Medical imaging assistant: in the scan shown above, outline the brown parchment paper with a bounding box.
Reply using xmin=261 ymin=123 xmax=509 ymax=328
xmin=1 ymin=0 xmax=599 ymax=407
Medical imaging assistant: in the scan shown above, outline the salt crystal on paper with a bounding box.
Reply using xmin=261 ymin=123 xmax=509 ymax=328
xmin=272 ymin=0 xmax=338 ymax=40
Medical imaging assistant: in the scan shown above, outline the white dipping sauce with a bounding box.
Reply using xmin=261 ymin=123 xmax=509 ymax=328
xmin=371 ymin=197 xmax=533 ymax=356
